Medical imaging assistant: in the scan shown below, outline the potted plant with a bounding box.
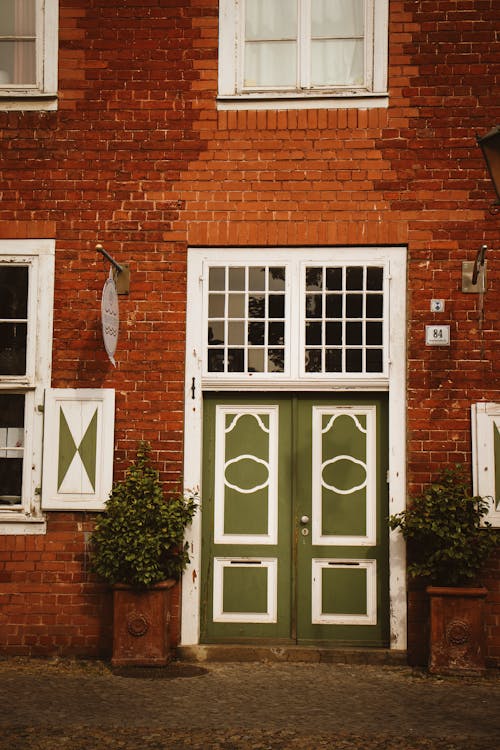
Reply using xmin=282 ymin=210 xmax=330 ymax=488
xmin=389 ymin=465 xmax=499 ymax=675
xmin=90 ymin=441 xmax=197 ymax=667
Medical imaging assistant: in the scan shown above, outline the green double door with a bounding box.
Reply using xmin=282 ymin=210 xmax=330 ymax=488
xmin=201 ymin=393 xmax=389 ymax=646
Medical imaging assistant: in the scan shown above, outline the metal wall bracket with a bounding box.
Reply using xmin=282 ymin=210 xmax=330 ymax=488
xmin=96 ymin=244 xmax=130 ymax=295
xmin=462 ymin=261 xmax=486 ymax=293
xmin=462 ymin=246 xmax=488 ymax=293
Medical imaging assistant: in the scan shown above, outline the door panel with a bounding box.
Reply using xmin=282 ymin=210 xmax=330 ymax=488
xmin=202 ymin=393 xmax=388 ymax=646
xmin=202 ymin=396 xmax=292 ymax=640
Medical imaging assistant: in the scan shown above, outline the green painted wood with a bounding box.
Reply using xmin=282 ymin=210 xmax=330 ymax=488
xmin=321 ymin=567 xmax=368 ymax=616
xmin=296 ymin=394 xmax=389 ymax=646
xmin=201 ymin=393 xmax=389 ymax=647
xmin=78 ymin=408 xmax=98 ymax=491
xmin=57 ymin=408 xmax=77 ymax=491
xmin=222 ymin=566 xmax=268 ymax=614
xmin=201 ymin=395 xmax=292 ymax=641
xmin=320 ymin=412 xmax=367 ymax=537
xmin=223 ymin=412 xmax=270 ymax=535
xmin=57 ymin=406 xmax=98 ymax=492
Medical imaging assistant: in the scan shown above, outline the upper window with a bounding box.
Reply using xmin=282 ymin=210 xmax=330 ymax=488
xmin=218 ymin=0 xmax=388 ymax=109
xmin=0 ymin=0 xmax=58 ymax=110
xmin=0 ymin=240 xmax=55 ymax=529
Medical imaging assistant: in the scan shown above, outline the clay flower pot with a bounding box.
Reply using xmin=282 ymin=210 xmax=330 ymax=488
xmin=112 ymin=579 xmax=176 ymax=667
xmin=427 ymin=586 xmax=487 ymax=676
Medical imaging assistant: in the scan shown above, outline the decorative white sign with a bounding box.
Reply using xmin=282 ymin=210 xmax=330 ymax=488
xmin=101 ymin=273 xmax=119 ymax=366
xmin=425 ymin=325 xmax=450 ymax=346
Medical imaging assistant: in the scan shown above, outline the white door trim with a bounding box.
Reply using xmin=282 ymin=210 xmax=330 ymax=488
xmin=182 ymin=247 xmax=407 ymax=650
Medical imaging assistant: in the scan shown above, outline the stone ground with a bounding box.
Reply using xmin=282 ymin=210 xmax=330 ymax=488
xmin=0 ymin=658 xmax=499 ymax=750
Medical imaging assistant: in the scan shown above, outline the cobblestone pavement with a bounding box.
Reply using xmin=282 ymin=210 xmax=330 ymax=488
xmin=0 ymin=658 xmax=499 ymax=749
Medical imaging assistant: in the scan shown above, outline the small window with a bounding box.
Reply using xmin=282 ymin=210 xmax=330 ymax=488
xmin=0 ymin=0 xmax=58 ymax=110
xmin=472 ymin=403 xmax=500 ymax=527
xmin=0 ymin=393 xmax=25 ymax=507
xmin=0 ymin=240 xmax=55 ymax=531
xmin=218 ymin=0 xmax=388 ymax=109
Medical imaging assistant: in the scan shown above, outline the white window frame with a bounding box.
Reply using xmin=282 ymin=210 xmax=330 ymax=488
xmin=182 ymin=246 xmax=407 ymax=651
xmin=0 ymin=0 xmax=59 ymax=111
xmin=472 ymin=402 xmax=500 ymax=527
xmin=218 ymin=0 xmax=389 ymax=110
xmin=0 ymin=240 xmax=55 ymax=533
xmin=198 ymin=248 xmax=392 ymax=390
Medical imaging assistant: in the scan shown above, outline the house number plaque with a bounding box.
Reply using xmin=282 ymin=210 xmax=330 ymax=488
xmin=425 ymin=325 xmax=450 ymax=346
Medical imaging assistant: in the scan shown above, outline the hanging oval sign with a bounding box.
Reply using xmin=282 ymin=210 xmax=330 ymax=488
xmin=101 ymin=274 xmax=119 ymax=367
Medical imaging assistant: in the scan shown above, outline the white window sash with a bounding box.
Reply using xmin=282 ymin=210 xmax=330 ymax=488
xmin=472 ymin=402 xmax=500 ymax=527
xmin=0 ymin=0 xmax=58 ymax=108
xmin=0 ymin=240 xmax=55 ymax=530
xmin=219 ymin=0 xmax=387 ymax=105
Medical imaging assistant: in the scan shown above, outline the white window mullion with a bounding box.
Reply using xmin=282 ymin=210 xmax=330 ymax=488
xmin=282 ymin=261 xmax=292 ymax=379
xmin=364 ymin=0 xmax=375 ymax=90
xmin=371 ymin=0 xmax=388 ymax=92
xmin=299 ymin=0 xmax=310 ymax=89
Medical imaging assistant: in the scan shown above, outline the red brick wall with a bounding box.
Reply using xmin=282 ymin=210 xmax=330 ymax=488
xmin=0 ymin=514 xmax=111 ymax=657
xmin=0 ymin=0 xmax=212 ymax=657
xmin=0 ymin=0 xmax=499 ymax=663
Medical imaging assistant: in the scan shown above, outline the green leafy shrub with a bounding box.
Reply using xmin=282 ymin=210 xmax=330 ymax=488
xmin=90 ymin=441 xmax=197 ymax=589
xmin=389 ymin=465 xmax=499 ymax=586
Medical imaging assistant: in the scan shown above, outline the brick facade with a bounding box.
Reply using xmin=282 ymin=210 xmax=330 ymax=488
xmin=0 ymin=1 xmax=499 ymax=665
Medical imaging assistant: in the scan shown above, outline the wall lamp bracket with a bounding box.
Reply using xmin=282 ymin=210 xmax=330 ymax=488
xmin=462 ymin=245 xmax=487 ymax=294
xmin=96 ymin=244 xmax=130 ymax=295
xmin=477 ymin=126 xmax=500 ymax=213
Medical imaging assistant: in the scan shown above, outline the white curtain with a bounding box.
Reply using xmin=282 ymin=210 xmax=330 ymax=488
xmin=243 ymin=0 xmax=365 ymax=89
xmin=311 ymin=0 xmax=365 ymax=86
xmin=14 ymin=0 xmax=36 ymax=85
xmin=244 ymin=0 xmax=297 ymax=87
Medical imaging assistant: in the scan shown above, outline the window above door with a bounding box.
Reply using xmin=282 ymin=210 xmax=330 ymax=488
xmin=218 ymin=0 xmax=389 ymax=110
xmin=188 ymin=247 xmax=403 ymax=390
xmin=0 ymin=0 xmax=58 ymax=111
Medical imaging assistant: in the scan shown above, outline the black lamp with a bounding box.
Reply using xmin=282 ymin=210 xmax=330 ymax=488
xmin=477 ymin=125 xmax=500 ymax=207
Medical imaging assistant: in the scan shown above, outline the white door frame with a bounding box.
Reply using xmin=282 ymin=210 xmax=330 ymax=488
xmin=182 ymin=247 xmax=407 ymax=650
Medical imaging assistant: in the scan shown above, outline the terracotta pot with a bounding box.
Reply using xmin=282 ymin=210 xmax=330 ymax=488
xmin=111 ymin=579 xmax=176 ymax=667
xmin=427 ymin=586 xmax=487 ymax=676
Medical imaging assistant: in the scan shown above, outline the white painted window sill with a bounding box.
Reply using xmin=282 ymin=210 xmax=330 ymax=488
xmin=0 ymin=515 xmax=47 ymax=535
xmin=217 ymin=93 xmax=389 ymax=111
xmin=0 ymin=93 xmax=58 ymax=111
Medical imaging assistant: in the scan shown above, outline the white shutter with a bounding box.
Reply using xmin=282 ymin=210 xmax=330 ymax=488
xmin=41 ymin=389 xmax=115 ymax=510
xmin=472 ymin=402 xmax=500 ymax=527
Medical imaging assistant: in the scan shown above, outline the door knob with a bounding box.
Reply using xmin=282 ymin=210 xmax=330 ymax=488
xmin=300 ymin=515 xmax=310 ymax=524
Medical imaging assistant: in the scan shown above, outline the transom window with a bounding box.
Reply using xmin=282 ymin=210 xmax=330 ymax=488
xmin=304 ymin=265 xmax=384 ymax=374
xmin=0 ymin=0 xmax=58 ymax=110
xmin=218 ymin=0 xmax=389 ymax=109
xmin=208 ymin=266 xmax=286 ymax=374
xmin=201 ymin=251 xmax=391 ymax=384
